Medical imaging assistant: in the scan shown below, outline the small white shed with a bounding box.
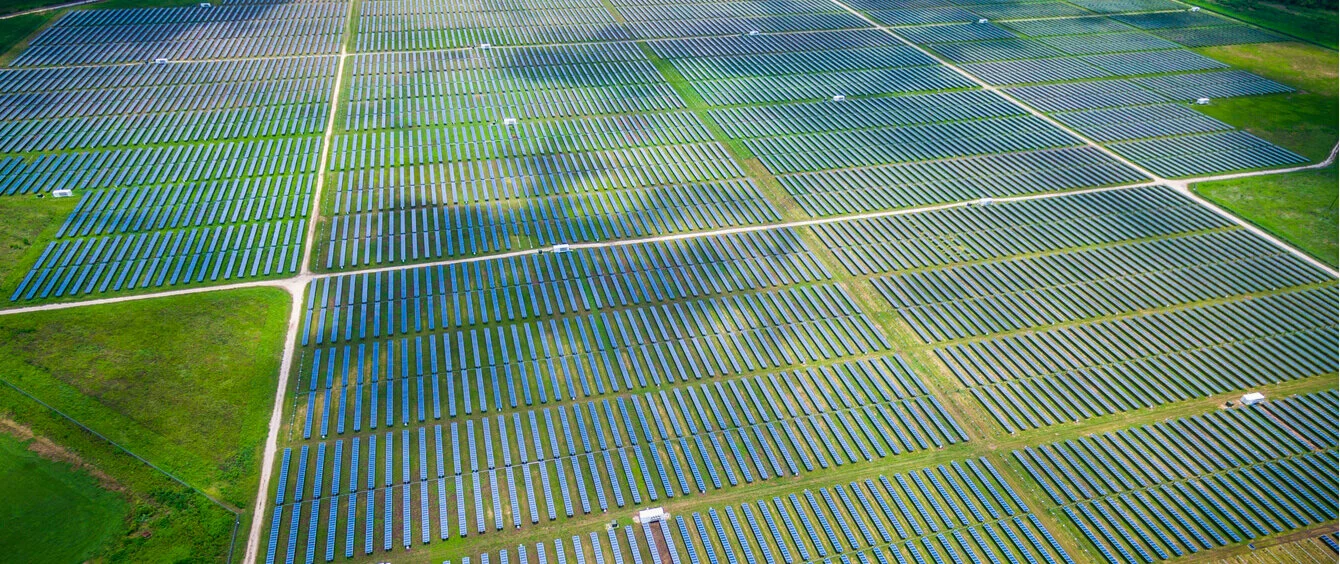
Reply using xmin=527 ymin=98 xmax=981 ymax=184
xmin=1241 ymin=392 xmax=1265 ymax=405
xmin=636 ymin=507 xmax=667 ymax=523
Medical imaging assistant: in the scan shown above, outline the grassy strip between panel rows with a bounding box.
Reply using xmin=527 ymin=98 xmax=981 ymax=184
xmin=635 ymin=41 xmax=811 ymax=223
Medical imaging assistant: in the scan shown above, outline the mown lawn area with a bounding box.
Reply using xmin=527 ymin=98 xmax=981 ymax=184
xmin=0 ymin=195 xmax=78 ymax=300
xmin=0 ymin=287 xmax=290 ymax=506
xmin=0 ymin=430 xmax=126 ymax=564
xmin=1195 ymin=164 xmax=1338 ymax=266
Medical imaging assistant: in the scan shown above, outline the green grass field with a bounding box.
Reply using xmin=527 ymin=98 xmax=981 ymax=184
xmin=1195 ymin=164 xmax=1338 ymax=266
xmin=0 ymin=287 xmax=290 ymax=505
xmin=1181 ymin=0 xmax=1339 ymax=49
xmin=0 ymin=430 xmax=127 ymax=563
xmin=0 ymin=195 xmax=79 ymax=300
xmin=1189 ymin=41 xmax=1338 ymax=267
xmin=1194 ymin=42 xmax=1338 ymax=161
xmin=0 ymin=386 xmax=241 ymax=563
xmin=0 ymin=287 xmax=291 ymax=561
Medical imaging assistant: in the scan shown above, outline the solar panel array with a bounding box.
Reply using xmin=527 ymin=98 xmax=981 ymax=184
xmin=263 ymin=355 xmax=969 ymax=558
xmin=321 ymin=38 xmax=781 ymax=270
xmin=877 ymin=229 xmax=1331 ymax=342
xmin=1 ymin=0 xmax=1317 ymax=304
xmin=941 ymin=288 xmax=1336 ymax=432
xmin=938 ymin=4 xmax=1304 ymax=177
xmin=295 ymin=280 xmax=893 ymax=421
xmin=3 ymin=41 xmax=338 ymax=301
xmin=264 ymin=183 xmax=1335 ymax=564
xmin=355 ymin=0 xmax=626 ymax=51
xmin=1015 ymin=390 xmax=1337 ymax=563
xmin=433 ymin=457 xmax=1077 ymax=564
xmin=814 ymin=185 xmax=1226 ymax=276
xmin=303 ymin=230 xmax=829 ymax=347
xmin=0 ymin=3 xmax=1334 ymax=564
xmin=652 ymin=26 xmax=1147 ymax=216
xmin=14 ymin=1 xmax=347 ymax=66
xmin=615 ymin=0 xmax=869 ymax=40
xmin=810 ymin=186 xmax=1335 ymax=432
xmin=259 ymin=220 xmax=1033 ymax=559
xmin=802 ymin=1 xmax=1302 ymax=179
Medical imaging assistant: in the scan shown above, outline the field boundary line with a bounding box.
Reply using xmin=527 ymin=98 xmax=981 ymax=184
xmin=0 ymin=377 xmax=244 ymax=562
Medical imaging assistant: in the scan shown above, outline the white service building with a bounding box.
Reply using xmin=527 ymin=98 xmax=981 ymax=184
xmin=636 ymin=507 xmax=667 ymax=523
